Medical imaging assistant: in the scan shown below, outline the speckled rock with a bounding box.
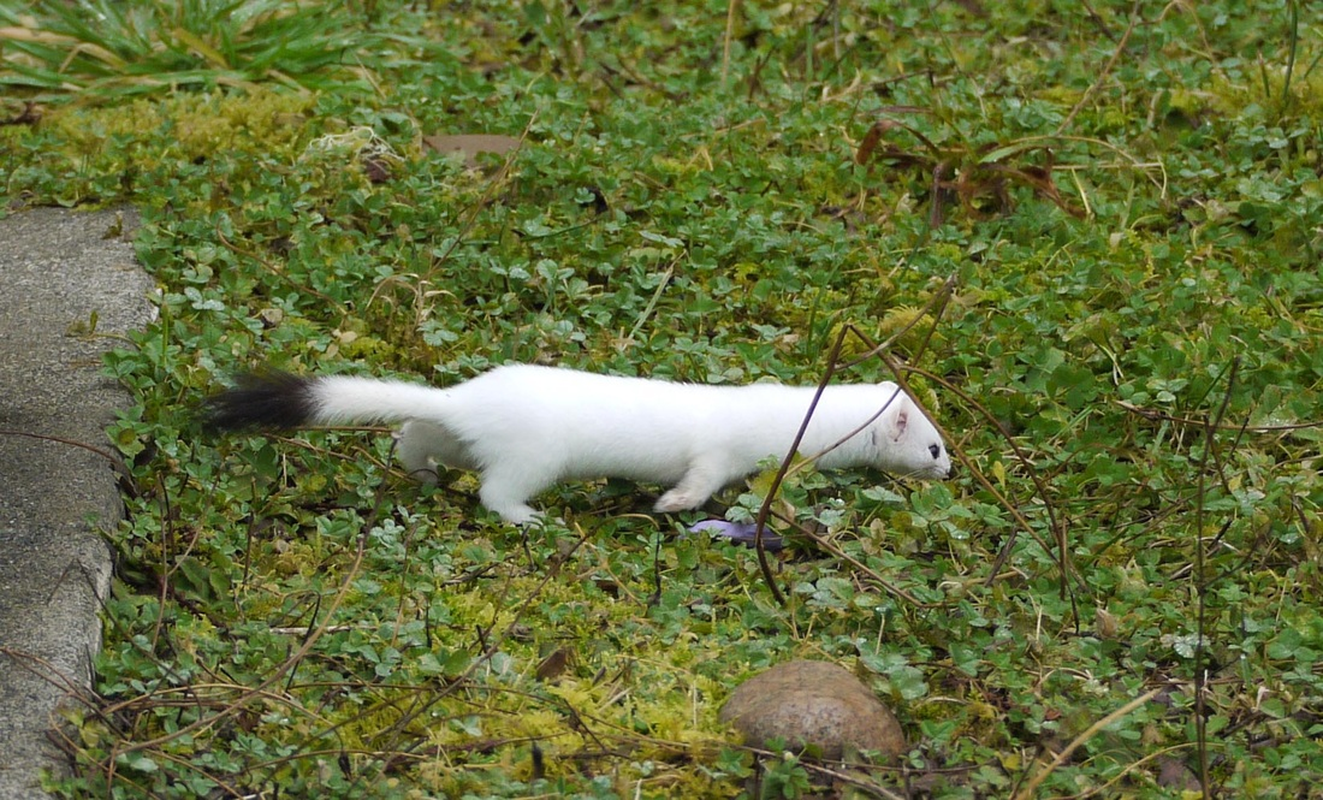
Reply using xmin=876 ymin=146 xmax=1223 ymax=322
xmin=720 ymin=660 xmax=905 ymax=761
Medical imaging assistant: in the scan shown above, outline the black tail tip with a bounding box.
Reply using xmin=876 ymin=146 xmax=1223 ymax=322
xmin=202 ymin=369 xmax=318 ymax=433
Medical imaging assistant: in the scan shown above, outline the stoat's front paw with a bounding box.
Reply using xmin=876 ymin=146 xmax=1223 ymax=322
xmin=654 ymin=491 xmax=698 ymax=513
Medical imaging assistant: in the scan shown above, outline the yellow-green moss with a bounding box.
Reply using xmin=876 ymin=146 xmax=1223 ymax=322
xmin=41 ymin=87 xmax=314 ymax=164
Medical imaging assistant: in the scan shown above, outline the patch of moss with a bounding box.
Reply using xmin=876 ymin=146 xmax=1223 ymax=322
xmin=43 ymin=88 xmax=314 ymax=164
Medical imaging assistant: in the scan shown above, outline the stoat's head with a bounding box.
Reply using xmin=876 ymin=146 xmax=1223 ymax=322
xmin=871 ymin=391 xmax=952 ymax=479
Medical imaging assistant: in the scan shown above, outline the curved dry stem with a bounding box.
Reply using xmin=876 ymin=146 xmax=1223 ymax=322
xmin=215 ymin=222 xmax=346 ymax=316
xmin=1012 ymin=686 xmax=1165 ymax=800
xmin=774 ymin=507 xmax=929 ymax=608
xmin=1054 ymin=0 xmax=1144 ymax=135
xmin=750 ymin=275 xmax=958 ymax=608
xmin=892 ymin=361 xmax=1082 ymax=620
xmin=1191 ymin=358 xmax=1240 ymax=793
xmin=423 ymin=109 xmax=538 ymax=281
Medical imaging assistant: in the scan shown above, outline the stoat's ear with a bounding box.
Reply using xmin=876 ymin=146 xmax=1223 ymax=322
xmin=886 ymin=396 xmax=913 ymax=442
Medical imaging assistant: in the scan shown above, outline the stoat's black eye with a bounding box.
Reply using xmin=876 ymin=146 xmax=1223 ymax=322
xmin=929 ymin=444 xmax=941 ymax=459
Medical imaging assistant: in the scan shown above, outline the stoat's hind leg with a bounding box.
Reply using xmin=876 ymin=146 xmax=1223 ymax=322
xmin=397 ymin=421 xmax=476 ymax=485
xmin=654 ymin=458 xmax=730 ymax=513
xmin=477 ymin=464 xmax=554 ymax=525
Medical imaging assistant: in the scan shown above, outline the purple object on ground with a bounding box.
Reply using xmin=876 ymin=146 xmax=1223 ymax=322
xmin=688 ymin=519 xmax=784 ymax=551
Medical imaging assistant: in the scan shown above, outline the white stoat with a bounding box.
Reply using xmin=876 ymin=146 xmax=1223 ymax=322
xmin=205 ymin=364 xmax=952 ymax=524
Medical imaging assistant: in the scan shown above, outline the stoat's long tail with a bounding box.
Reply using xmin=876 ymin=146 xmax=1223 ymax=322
xmin=203 ymin=370 xmax=445 ymax=431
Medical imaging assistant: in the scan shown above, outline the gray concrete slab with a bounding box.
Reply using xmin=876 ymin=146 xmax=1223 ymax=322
xmin=0 ymin=208 xmax=155 ymax=799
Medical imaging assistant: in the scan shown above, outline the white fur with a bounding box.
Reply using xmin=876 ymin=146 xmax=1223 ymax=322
xmin=305 ymin=365 xmax=951 ymax=524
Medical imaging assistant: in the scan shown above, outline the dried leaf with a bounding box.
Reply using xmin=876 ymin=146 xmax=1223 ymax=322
xmin=536 ymin=647 xmax=575 ymax=681
xmin=856 ymin=119 xmax=897 ymax=165
xmin=423 ymin=134 xmax=521 ymax=167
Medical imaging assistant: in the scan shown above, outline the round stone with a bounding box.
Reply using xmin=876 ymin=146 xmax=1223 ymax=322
xmin=719 ymin=660 xmax=905 ymax=762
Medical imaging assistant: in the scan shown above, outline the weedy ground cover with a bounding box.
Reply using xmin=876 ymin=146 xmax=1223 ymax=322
xmin=2 ymin=0 xmax=1320 ymax=797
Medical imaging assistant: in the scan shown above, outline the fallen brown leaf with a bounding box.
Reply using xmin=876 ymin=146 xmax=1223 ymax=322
xmin=423 ymin=134 xmax=522 ymax=167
